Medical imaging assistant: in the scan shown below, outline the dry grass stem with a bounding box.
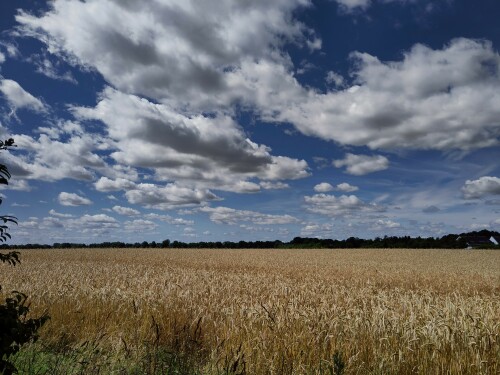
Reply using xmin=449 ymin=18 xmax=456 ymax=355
xmin=1 ymin=248 xmax=499 ymax=374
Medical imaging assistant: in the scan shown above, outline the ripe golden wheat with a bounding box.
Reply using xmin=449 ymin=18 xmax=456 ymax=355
xmin=1 ymin=248 xmax=499 ymax=374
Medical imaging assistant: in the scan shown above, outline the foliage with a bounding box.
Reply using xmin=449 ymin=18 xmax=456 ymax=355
xmin=0 ymin=138 xmax=17 ymax=245
xmin=4 ymin=230 xmax=499 ymax=250
xmin=0 ymin=292 xmax=48 ymax=374
xmin=0 ymin=138 xmax=48 ymax=374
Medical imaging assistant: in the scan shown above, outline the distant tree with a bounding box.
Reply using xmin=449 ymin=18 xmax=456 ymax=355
xmin=0 ymin=138 xmax=48 ymax=374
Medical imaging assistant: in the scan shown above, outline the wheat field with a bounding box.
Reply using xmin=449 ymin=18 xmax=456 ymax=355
xmin=1 ymin=248 xmax=499 ymax=374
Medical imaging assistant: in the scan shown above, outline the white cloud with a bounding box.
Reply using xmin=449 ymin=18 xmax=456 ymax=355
xmin=58 ymin=192 xmax=92 ymax=206
xmin=304 ymin=193 xmax=384 ymax=216
xmin=227 ymin=39 xmax=500 ymax=153
xmin=371 ymin=219 xmax=401 ymax=230
xmin=0 ymin=52 xmax=5 ymax=64
xmin=334 ymin=0 xmax=440 ymax=14
xmin=260 ymin=181 xmax=289 ymax=190
xmin=49 ymin=209 xmax=73 ymax=218
xmin=314 ymin=182 xmax=334 ymax=192
xmin=18 ymin=2 xmax=495 ymax=155
xmin=16 ymin=213 xmax=122 ymax=239
xmin=143 ymin=213 xmax=194 ymax=226
xmin=70 ymin=214 xmax=119 ymax=230
xmin=112 ymin=205 xmax=140 ymax=216
xmin=17 ymin=0 xmax=314 ymax=106
xmin=20 ymin=213 xmax=120 ymax=235
xmin=88 ymin=88 xmax=275 ymax=177
xmin=222 ymin=181 xmax=261 ymax=194
xmin=326 ymin=71 xmax=345 ymax=87
xmin=6 ymin=133 xmax=109 ymax=182
xmin=0 ymin=79 xmax=46 ymax=113
xmin=125 ymin=183 xmax=220 ymax=210
xmin=0 ymin=178 xmax=32 ymax=191
xmin=300 ymin=222 xmax=334 ymax=237
xmin=200 ymin=206 xmax=299 ymax=225
xmin=335 ymin=0 xmax=371 ymax=12
xmin=0 ymin=42 xmax=20 ymax=58
xmin=462 ymin=176 xmax=500 ymax=199
xmin=285 ymin=39 xmax=500 ymax=151
xmin=95 ymin=177 xmax=136 ymax=192
xmin=74 ymin=88 xmax=308 ymax=191
xmin=11 ymin=203 xmax=29 ymax=207
xmin=470 ymin=223 xmax=490 ymax=230
xmin=30 ymin=55 xmax=77 ymax=83
xmin=124 ymin=219 xmax=157 ymax=232
xmin=333 ymin=153 xmax=389 ymax=175
xmin=19 ymin=218 xmax=39 ymax=230
xmin=336 ymin=182 xmax=359 ymax=192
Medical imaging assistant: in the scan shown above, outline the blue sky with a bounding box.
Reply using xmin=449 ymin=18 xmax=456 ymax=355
xmin=0 ymin=0 xmax=499 ymax=244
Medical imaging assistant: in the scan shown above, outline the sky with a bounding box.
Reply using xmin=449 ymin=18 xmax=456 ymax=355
xmin=0 ymin=0 xmax=499 ymax=245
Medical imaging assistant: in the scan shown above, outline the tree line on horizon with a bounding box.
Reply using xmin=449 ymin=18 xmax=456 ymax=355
xmin=2 ymin=229 xmax=499 ymax=250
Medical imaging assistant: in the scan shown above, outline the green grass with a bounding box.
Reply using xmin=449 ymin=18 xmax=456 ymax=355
xmin=11 ymin=341 xmax=203 ymax=375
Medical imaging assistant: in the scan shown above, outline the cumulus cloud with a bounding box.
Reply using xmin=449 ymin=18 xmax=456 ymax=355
xmin=5 ymin=133 xmax=110 ymax=182
xmin=58 ymin=192 xmax=92 ymax=206
xmin=17 ymin=0 xmax=314 ymax=105
xmin=49 ymin=209 xmax=73 ymax=218
xmin=325 ymin=71 xmax=345 ymax=87
xmin=333 ymin=153 xmax=389 ymax=175
xmin=74 ymin=88 xmax=308 ymax=191
xmin=284 ymin=39 xmax=500 ymax=151
xmin=260 ymin=181 xmax=289 ymax=190
xmin=370 ymin=219 xmax=401 ymax=230
xmin=30 ymin=55 xmax=77 ymax=83
xmin=0 ymin=178 xmax=32 ymax=191
xmin=304 ymin=193 xmax=384 ymax=216
xmin=124 ymin=219 xmax=157 ymax=232
xmin=143 ymin=213 xmax=194 ymax=226
xmin=0 ymin=79 xmax=46 ymax=113
xmin=16 ymin=213 xmax=122 ymax=240
xmin=95 ymin=177 xmax=136 ymax=192
xmin=74 ymin=89 xmax=272 ymax=171
xmin=18 ymin=2 xmax=497 ymax=154
xmin=74 ymin=214 xmax=116 ymax=226
xmin=462 ymin=176 xmax=500 ymax=199
xmin=0 ymin=42 xmax=20 ymax=59
xmin=231 ymin=39 xmax=500 ymax=152
xmin=125 ymin=183 xmax=219 ymax=210
xmin=300 ymin=222 xmax=334 ymax=237
xmin=222 ymin=181 xmax=261 ymax=194
xmin=200 ymin=206 xmax=299 ymax=225
xmin=112 ymin=205 xmax=140 ymax=216
xmin=314 ymin=182 xmax=359 ymax=193
xmin=336 ymin=182 xmax=359 ymax=192
xmin=335 ymin=0 xmax=371 ymax=12
xmin=470 ymin=223 xmax=490 ymax=230
xmin=69 ymin=214 xmax=119 ymax=233
xmin=314 ymin=182 xmax=334 ymax=192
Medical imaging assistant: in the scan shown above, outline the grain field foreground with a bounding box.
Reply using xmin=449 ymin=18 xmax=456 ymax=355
xmin=1 ymin=248 xmax=499 ymax=374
